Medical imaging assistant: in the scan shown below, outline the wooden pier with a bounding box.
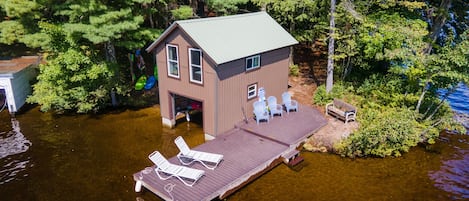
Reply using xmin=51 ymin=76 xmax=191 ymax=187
xmin=133 ymin=104 xmax=327 ymax=201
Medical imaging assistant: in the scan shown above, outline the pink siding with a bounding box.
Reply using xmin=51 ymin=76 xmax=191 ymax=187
xmin=215 ymin=47 xmax=291 ymax=135
xmin=154 ymin=26 xmax=292 ymax=137
xmin=155 ymin=28 xmax=218 ymax=136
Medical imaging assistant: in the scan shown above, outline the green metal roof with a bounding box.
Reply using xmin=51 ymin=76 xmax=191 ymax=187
xmin=146 ymin=11 xmax=298 ymax=65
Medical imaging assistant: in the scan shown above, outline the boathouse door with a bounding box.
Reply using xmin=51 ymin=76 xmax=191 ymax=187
xmin=170 ymin=93 xmax=204 ymax=126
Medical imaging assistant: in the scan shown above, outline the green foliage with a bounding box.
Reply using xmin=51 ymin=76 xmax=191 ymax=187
xmin=313 ymin=83 xmax=353 ymax=105
xmin=0 ymin=20 xmax=24 ymax=44
xmin=206 ymin=0 xmax=249 ymax=15
xmin=359 ymin=13 xmax=428 ymax=62
xmin=0 ymin=0 xmax=43 ymax=46
xmin=356 ymin=74 xmax=419 ymax=108
xmin=171 ymin=5 xmax=193 ymax=20
xmin=61 ymin=8 xmax=144 ymax=45
xmin=27 ymin=49 xmax=115 ymax=113
xmin=0 ymin=0 xmax=40 ymax=18
xmin=252 ymin=0 xmax=329 ymax=43
xmin=335 ymin=106 xmax=422 ymax=157
xmin=288 ymin=64 xmax=299 ymax=76
xmin=17 ymin=0 xmax=164 ymax=113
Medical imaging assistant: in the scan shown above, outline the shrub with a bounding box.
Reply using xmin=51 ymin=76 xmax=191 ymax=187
xmin=356 ymin=74 xmax=418 ymax=108
xmin=335 ymin=106 xmax=424 ymax=157
xmin=313 ymin=83 xmax=354 ymax=105
xmin=289 ymin=64 xmax=300 ymax=76
xmin=171 ymin=6 xmax=193 ymax=20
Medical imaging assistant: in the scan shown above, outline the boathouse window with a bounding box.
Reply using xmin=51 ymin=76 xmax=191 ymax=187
xmin=166 ymin=44 xmax=180 ymax=78
xmin=246 ymin=55 xmax=260 ymax=71
xmin=247 ymin=83 xmax=257 ymax=99
xmin=189 ymin=48 xmax=203 ymax=84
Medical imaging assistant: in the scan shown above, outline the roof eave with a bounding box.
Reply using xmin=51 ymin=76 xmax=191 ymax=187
xmin=216 ymin=42 xmax=299 ymax=65
xmin=145 ymin=22 xmax=179 ymax=53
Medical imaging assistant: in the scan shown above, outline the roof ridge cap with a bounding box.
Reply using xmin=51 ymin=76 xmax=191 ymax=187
xmin=176 ymin=11 xmax=266 ymax=24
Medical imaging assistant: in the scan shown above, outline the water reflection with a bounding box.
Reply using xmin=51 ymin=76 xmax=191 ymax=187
xmin=0 ymin=106 xmax=467 ymax=201
xmin=429 ymin=136 xmax=469 ymax=199
xmin=0 ymin=118 xmax=32 ymax=184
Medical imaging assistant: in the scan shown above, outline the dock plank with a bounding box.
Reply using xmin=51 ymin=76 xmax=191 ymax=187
xmin=133 ymin=104 xmax=327 ymax=201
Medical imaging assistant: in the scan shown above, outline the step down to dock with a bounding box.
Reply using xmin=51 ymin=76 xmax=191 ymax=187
xmin=282 ymin=149 xmax=304 ymax=167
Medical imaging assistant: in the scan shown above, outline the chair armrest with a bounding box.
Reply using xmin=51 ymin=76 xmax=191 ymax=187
xmin=325 ymin=102 xmax=334 ymax=114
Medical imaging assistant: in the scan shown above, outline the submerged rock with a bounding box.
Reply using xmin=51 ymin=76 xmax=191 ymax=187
xmin=303 ymin=139 xmax=328 ymax=152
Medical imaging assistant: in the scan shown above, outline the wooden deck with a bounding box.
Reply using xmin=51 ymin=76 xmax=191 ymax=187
xmin=133 ymin=104 xmax=327 ymax=201
xmin=237 ymin=104 xmax=327 ymax=148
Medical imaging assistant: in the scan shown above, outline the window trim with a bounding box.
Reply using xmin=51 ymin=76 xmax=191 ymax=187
xmin=247 ymin=83 xmax=258 ymax=100
xmin=166 ymin=44 xmax=180 ymax=78
xmin=188 ymin=48 xmax=203 ymax=84
xmin=245 ymin=55 xmax=261 ymax=71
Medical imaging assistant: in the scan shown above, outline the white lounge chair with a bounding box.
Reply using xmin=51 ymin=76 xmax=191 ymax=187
xmin=148 ymin=151 xmax=205 ymax=187
xmin=267 ymin=96 xmax=283 ymax=118
xmin=174 ymin=136 xmax=224 ymax=170
xmin=282 ymin=92 xmax=299 ymax=113
xmin=253 ymin=100 xmax=269 ymax=124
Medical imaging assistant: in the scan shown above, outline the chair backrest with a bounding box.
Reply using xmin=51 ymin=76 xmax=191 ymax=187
xmin=174 ymin=136 xmax=191 ymax=155
xmin=149 ymin=151 xmax=170 ymax=170
xmin=253 ymin=101 xmax=265 ymax=113
xmin=258 ymin=87 xmax=266 ymax=102
xmin=267 ymin=96 xmax=277 ymax=107
xmin=282 ymin=92 xmax=291 ymax=104
xmin=333 ymin=98 xmax=356 ymax=112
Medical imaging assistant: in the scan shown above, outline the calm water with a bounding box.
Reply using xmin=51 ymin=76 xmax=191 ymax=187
xmin=446 ymin=83 xmax=469 ymax=115
xmin=0 ymin=104 xmax=468 ymax=201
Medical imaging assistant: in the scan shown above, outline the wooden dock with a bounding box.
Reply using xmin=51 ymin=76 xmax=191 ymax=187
xmin=133 ymin=104 xmax=327 ymax=201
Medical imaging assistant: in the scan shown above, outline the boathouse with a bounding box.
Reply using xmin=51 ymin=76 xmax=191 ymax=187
xmin=146 ymin=11 xmax=298 ymax=140
xmin=0 ymin=56 xmax=40 ymax=114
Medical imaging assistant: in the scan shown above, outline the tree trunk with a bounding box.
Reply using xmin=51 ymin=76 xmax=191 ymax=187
xmin=425 ymin=86 xmax=457 ymax=121
xmin=105 ymin=41 xmax=118 ymax=107
xmin=105 ymin=41 xmax=117 ymax=63
xmin=289 ymin=20 xmax=295 ymax=66
xmin=424 ymin=0 xmax=452 ymax=54
xmin=415 ymin=81 xmax=428 ymax=113
xmin=197 ymin=0 xmax=205 ymax=17
xmin=129 ymin=53 xmax=135 ymax=83
xmin=417 ymin=0 xmax=452 ymax=112
xmin=326 ymin=0 xmax=336 ymax=93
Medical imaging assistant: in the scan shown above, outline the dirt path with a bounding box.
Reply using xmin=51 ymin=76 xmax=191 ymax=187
xmin=288 ymin=46 xmax=358 ymax=152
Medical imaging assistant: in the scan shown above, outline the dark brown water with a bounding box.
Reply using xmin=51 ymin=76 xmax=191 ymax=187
xmin=0 ymin=106 xmax=468 ymax=201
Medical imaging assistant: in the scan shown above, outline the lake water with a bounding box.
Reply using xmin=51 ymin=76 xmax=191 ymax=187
xmin=446 ymin=83 xmax=469 ymax=115
xmin=0 ymin=95 xmax=468 ymax=200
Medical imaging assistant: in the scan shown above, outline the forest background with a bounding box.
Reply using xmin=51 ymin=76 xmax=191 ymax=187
xmin=0 ymin=0 xmax=468 ymax=157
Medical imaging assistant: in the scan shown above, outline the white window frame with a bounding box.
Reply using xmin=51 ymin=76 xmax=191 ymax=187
xmin=188 ymin=48 xmax=203 ymax=84
xmin=166 ymin=44 xmax=180 ymax=78
xmin=245 ymin=55 xmax=260 ymax=71
xmin=247 ymin=83 xmax=257 ymax=99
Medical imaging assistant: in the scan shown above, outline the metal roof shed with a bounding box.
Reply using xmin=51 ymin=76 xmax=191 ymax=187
xmin=146 ymin=11 xmax=298 ymax=64
xmin=0 ymin=56 xmax=40 ymax=114
xmin=146 ymin=12 xmax=299 ymax=139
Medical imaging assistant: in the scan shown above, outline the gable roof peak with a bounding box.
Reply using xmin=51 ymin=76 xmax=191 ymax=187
xmin=146 ymin=11 xmax=298 ymax=65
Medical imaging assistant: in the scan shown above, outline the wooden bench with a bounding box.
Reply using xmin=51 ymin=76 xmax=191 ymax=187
xmin=325 ymin=98 xmax=357 ymax=123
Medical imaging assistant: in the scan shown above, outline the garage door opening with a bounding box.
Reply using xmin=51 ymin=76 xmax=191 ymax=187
xmin=173 ymin=94 xmax=203 ymax=126
xmin=0 ymin=88 xmax=7 ymax=113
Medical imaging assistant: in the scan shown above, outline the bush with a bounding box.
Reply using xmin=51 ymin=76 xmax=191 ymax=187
xmin=356 ymin=74 xmax=418 ymax=108
xmin=289 ymin=64 xmax=300 ymax=76
xmin=313 ymin=83 xmax=353 ymax=105
xmin=171 ymin=6 xmax=193 ymax=20
xmin=335 ymin=106 xmax=424 ymax=157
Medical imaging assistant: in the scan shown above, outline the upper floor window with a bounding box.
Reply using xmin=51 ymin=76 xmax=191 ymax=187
xmin=166 ymin=44 xmax=179 ymax=78
xmin=246 ymin=55 xmax=260 ymax=71
xmin=189 ymin=48 xmax=203 ymax=84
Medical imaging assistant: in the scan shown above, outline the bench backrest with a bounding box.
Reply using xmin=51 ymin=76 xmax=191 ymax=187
xmin=333 ymin=98 xmax=356 ymax=112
